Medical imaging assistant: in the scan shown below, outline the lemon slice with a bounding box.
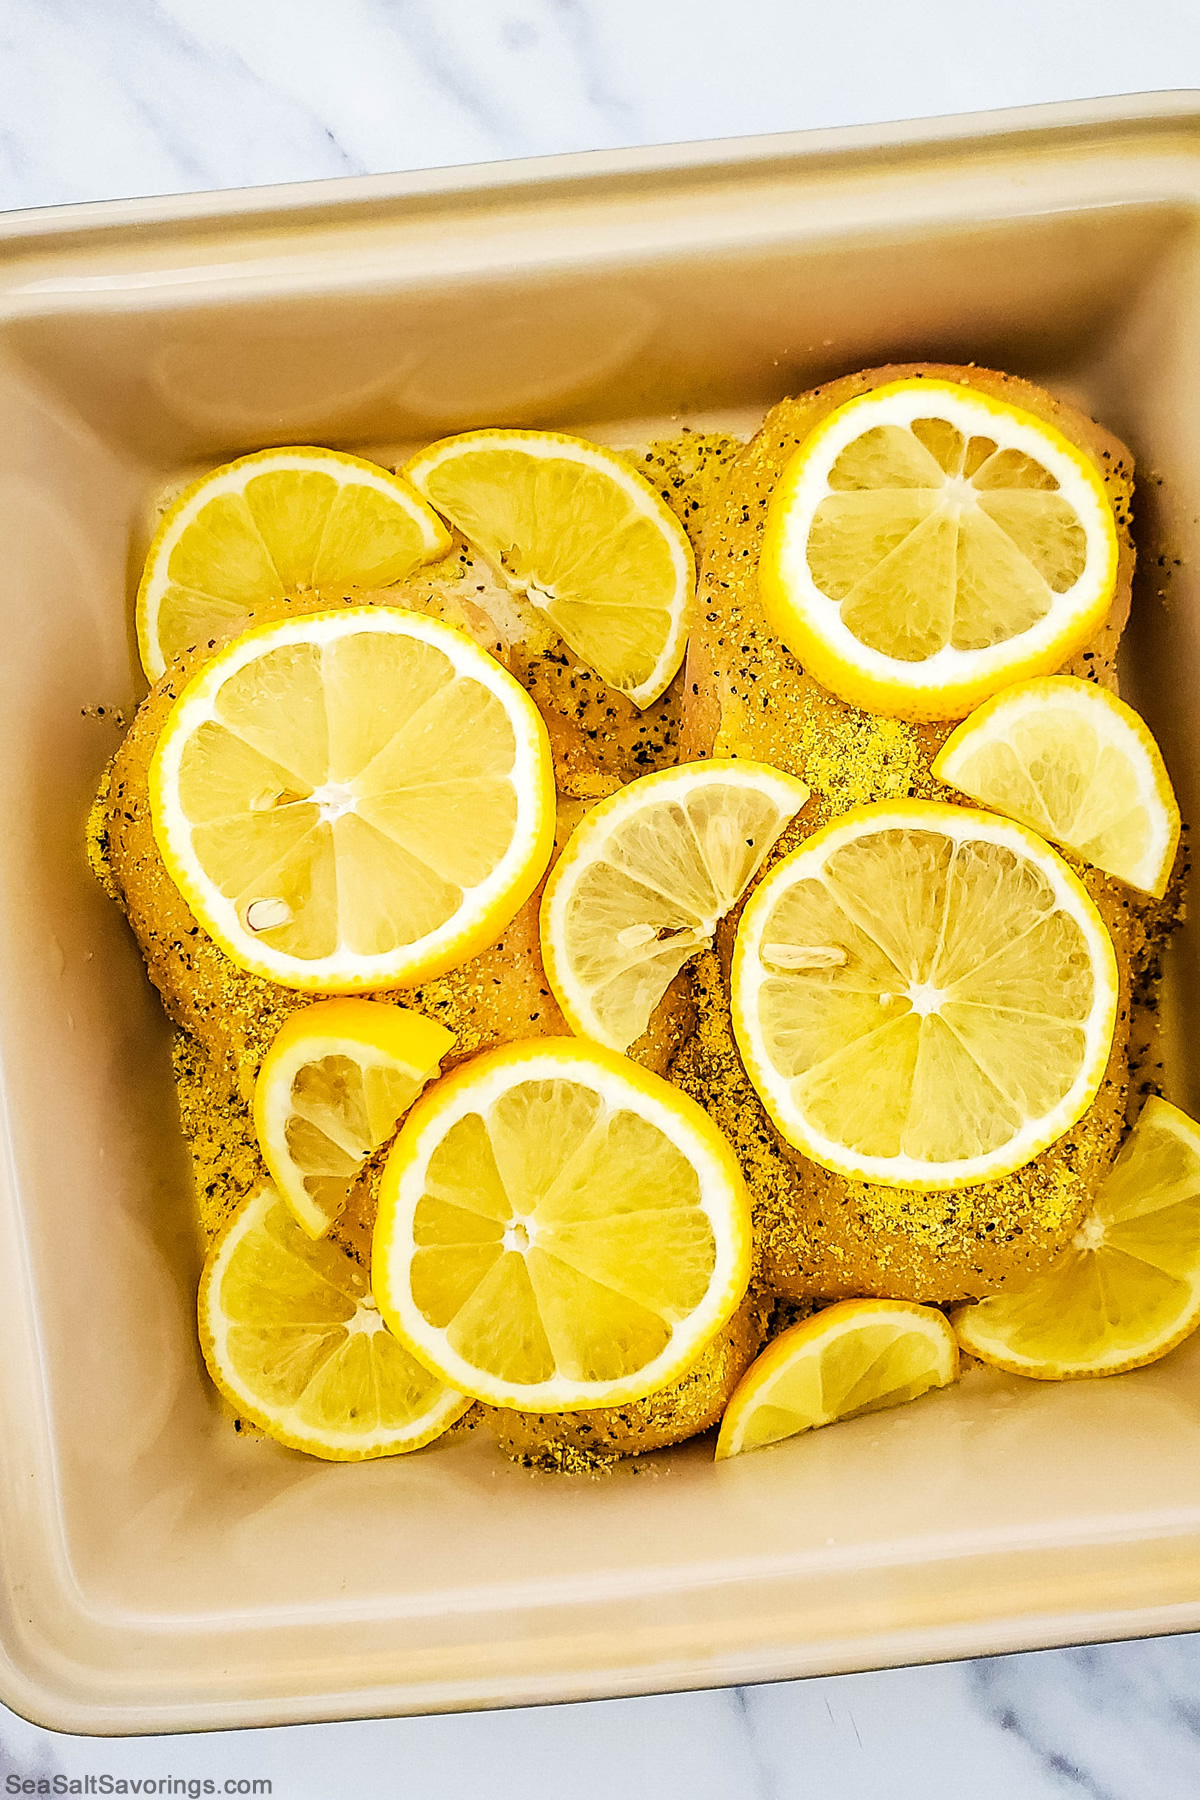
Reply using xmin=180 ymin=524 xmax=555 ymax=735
xmin=953 ymin=1097 xmax=1200 ymax=1377
xmin=373 ymin=1038 xmax=751 ymax=1411
xmin=715 ymin=1299 xmax=958 ymax=1458
xmin=150 ymin=607 xmax=555 ymax=992
xmin=932 ymin=676 xmax=1180 ymax=899
xmin=199 ymin=1187 xmax=470 ymax=1459
xmin=759 ymin=379 xmax=1119 ymax=720
xmin=137 ymin=447 xmax=451 ymax=681
xmin=541 ymin=760 xmax=810 ymax=1053
xmin=255 ymin=999 xmax=456 ymax=1238
xmin=403 ymin=429 xmax=695 ymax=708
xmin=731 ymin=799 xmax=1118 ymax=1189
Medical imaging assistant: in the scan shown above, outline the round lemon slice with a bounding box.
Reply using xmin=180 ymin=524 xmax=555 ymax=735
xmin=731 ymin=799 xmax=1118 ymax=1189
xmin=759 ymin=379 xmax=1119 ymax=720
xmin=137 ymin=446 xmax=451 ymax=681
xmin=932 ymin=676 xmax=1180 ymax=898
xmin=199 ymin=1187 xmax=470 ymax=1460
xmin=255 ymin=999 xmax=456 ymax=1238
xmin=149 ymin=606 xmax=555 ymax=992
xmin=403 ymin=429 xmax=695 ymax=708
xmin=715 ymin=1299 xmax=958 ymax=1459
xmin=373 ymin=1038 xmax=751 ymax=1411
xmin=541 ymin=759 xmax=810 ymax=1052
xmin=953 ymin=1096 xmax=1200 ymax=1378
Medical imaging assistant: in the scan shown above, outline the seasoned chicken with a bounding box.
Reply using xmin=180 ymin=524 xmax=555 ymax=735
xmin=672 ymin=362 xmax=1177 ymax=1304
xmin=92 ymin=436 xmax=735 ymax=1104
xmin=481 ymin=1292 xmax=770 ymax=1466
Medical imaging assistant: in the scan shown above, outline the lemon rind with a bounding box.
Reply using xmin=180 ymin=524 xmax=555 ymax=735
xmin=715 ymin=1298 xmax=958 ymax=1458
xmin=951 ymin=1096 xmax=1200 ymax=1379
xmin=403 ymin=428 xmax=695 ymax=710
xmin=933 ymin=675 xmax=1181 ymax=899
xmin=137 ymin=446 xmax=452 ymax=682
xmin=731 ymin=799 xmax=1120 ymax=1191
xmin=149 ymin=606 xmax=556 ymax=993
xmin=759 ymin=380 xmax=1120 ymax=722
xmin=950 ymin=1296 xmax=1200 ymax=1381
xmin=255 ymin=1000 xmax=456 ymax=1239
xmin=198 ymin=1188 xmax=471 ymax=1461
xmin=372 ymin=1038 xmax=752 ymax=1412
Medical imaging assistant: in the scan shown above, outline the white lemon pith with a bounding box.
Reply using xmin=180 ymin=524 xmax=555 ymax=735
xmin=149 ymin=607 xmax=555 ymax=992
xmin=199 ymin=1187 xmax=469 ymax=1459
xmin=716 ymin=1299 xmax=958 ymax=1458
xmin=933 ymin=676 xmax=1180 ymax=899
xmin=372 ymin=1039 xmax=752 ymax=1411
xmin=137 ymin=447 xmax=451 ymax=680
xmin=541 ymin=760 xmax=810 ymax=1052
xmin=759 ymin=380 xmax=1119 ymax=720
xmin=403 ymin=429 xmax=695 ymax=708
xmin=254 ymin=999 xmax=456 ymax=1238
xmin=953 ymin=1097 xmax=1200 ymax=1378
xmin=731 ymin=800 xmax=1119 ymax=1189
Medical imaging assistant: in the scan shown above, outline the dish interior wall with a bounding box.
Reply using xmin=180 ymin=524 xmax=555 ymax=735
xmin=1 ymin=168 xmax=1199 ymax=1727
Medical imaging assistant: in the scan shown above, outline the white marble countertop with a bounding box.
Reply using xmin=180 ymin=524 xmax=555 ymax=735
xmin=3 ymin=2 xmax=1200 ymax=1795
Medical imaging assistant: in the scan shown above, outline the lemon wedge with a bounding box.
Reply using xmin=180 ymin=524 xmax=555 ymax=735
xmin=404 ymin=429 xmax=694 ymax=707
xmin=149 ymin=606 xmax=555 ymax=992
xmin=953 ymin=1097 xmax=1200 ymax=1377
xmin=541 ymin=760 xmax=810 ymax=1052
xmin=255 ymin=999 xmax=455 ymax=1238
xmin=137 ymin=446 xmax=451 ymax=680
xmin=759 ymin=378 xmax=1119 ymax=720
xmin=716 ymin=1299 xmax=958 ymax=1458
xmin=731 ymin=799 xmax=1118 ymax=1189
xmin=199 ymin=1187 xmax=470 ymax=1459
xmin=933 ymin=675 xmax=1180 ymax=898
xmin=372 ymin=1038 xmax=751 ymax=1411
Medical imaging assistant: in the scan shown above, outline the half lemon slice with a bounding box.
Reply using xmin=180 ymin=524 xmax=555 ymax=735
xmin=137 ymin=446 xmax=451 ymax=680
xmin=255 ymin=999 xmax=456 ymax=1237
xmin=404 ymin=429 xmax=695 ymax=707
xmin=716 ymin=1299 xmax=958 ymax=1458
xmin=541 ymin=759 xmax=810 ymax=1052
xmin=759 ymin=378 xmax=1119 ymax=720
xmin=933 ymin=676 xmax=1180 ymax=898
xmin=953 ymin=1096 xmax=1200 ymax=1378
xmin=373 ymin=1038 xmax=751 ymax=1411
xmin=149 ymin=607 xmax=555 ymax=992
xmin=199 ymin=1187 xmax=470 ymax=1460
xmin=731 ymin=799 xmax=1118 ymax=1189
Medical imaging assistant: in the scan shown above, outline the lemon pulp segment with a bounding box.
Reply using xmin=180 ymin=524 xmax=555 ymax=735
xmin=404 ymin=429 xmax=694 ymax=708
xmin=199 ymin=1187 xmax=469 ymax=1459
xmin=716 ymin=1299 xmax=958 ymax=1457
xmin=373 ymin=1039 xmax=751 ymax=1411
xmin=731 ymin=800 xmax=1118 ymax=1188
xmin=149 ymin=607 xmax=555 ymax=991
xmin=953 ymin=1096 xmax=1200 ymax=1377
xmin=541 ymin=760 xmax=810 ymax=1051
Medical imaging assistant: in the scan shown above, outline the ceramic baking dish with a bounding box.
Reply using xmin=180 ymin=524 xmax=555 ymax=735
xmin=3 ymin=91 xmax=1200 ymax=1736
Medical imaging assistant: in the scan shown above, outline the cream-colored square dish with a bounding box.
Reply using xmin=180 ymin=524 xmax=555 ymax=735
xmin=3 ymin=92 xmax=1200 ymax=1736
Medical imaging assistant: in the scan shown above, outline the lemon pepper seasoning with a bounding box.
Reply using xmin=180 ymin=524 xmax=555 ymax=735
xmin=673 ymin=371 xmax=1162 ymax=1301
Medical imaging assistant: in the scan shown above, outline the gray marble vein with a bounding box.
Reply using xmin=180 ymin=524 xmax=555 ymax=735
xmin=969 ymin=1640 xmax=1200 ymax=1799
xmin=2 ymin=0 xmax=1198 ymax=214
xmin=727 ymin=1684 xmax=780 ymax=1800
xmin=545 ymin=0 xmax=645 ymax=142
